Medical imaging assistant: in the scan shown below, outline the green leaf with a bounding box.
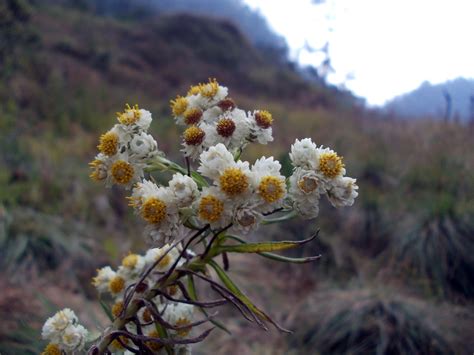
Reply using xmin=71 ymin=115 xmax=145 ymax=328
xmin=208 ymin=260 xmax=269 ymax=323
xmin=262 ymin=210 xmax=298 ymax=224
xmin=226 ymin=235 xmax=321 ymax=263
xmin=99 ymin=299 xmax=114 ymax=322
xmin=191 ymin=171 xmax=209 ymax=188
xmin=155 ymin=323 xmax=173 ymax=355
xmin=217 ymin=240 xmax=306 ymax=254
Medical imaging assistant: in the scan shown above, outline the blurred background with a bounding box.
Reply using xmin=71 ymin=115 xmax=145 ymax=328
xmin=1 ymin=0 xmax=474 ymax=354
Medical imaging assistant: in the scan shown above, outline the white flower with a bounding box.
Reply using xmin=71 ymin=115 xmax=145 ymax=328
xmin=198 ymin=143 xmax=235 ymax=180
xmin=105 ymin=152 xmax=145 ymax=190
xmin=187 ymin=94 xmax=207 ymax=111
xmin=137 ymin=109 xmax=153 ymax=131
xmin=164 ymin=303 xmax=195 ymax=338
xmin=201 ymin=106 xmax=223 ymax=124
xmin=230 ymin=198 xmax=263 ymax=235
xmin=117 ymin=105 xmax=152 ymax=132
xmin=195 ymin=186 xmax=232 ymax=229
xmin=215 ymin=160 xmax=252 ymax=200
xmin=89 ymin=153 xmax=110 ymax=182
xmin=289 ymin=138 xmax=318 ymax=170
xmin=248 ymin=110 xmax=273 ymax=144
xmin=326 ymin=176 xmax=359 ymax=207
xmin=130 ymin=181 xmax=180 ymax=241
xmin=118 ymin=254 xmax=146 ymax=279
xmin=144 ymin=244 xmax=182 ymax=272
xmin=61 ymin=324 xmax=88 ymax=352
xmin=202 ymin=108 xmax=250 ymax=150
xmin=169 ymin=173 xmax=199 ymax=208
xmin=129 ymin=180 xmax=159 ymax=204
xmin=289 ymin=168 xmax=325 ymax=219
xmin=251 ymin=157 xmax=287 ymax=212
xmin=182 ymin=125 xmax=206 ymax=160
xmin=314 ymin=146 xmax=346 ymax=181
xmin=129 ymin=132 xmax=158 ymax=160
xmin=92 ymin=266 xmax=116 ymax=293
xmin=198 ymin=80 xmax=228 ymax=108
xmin=42 ymin=309 xmax=78 ymax=343
xmin=97 ymin=124 xmax=130 ymax=157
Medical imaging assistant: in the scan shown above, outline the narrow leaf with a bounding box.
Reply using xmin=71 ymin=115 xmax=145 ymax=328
xmin=191 ymin=171 xmax=209 ymax=188
xmin=155 ymin=323 xmax=173 ymax=355
xmin=217 ymin=240 xmax=306 ymax=254
xmin=208 ymin=260 xmax=290 ymax=332
xmin=99 ymin=299 xmax=114 ymax=322
xmin=262 ymin=210 xmax=298 ymax=224
xmin=226 ymin=235 xmax=321 ymax=263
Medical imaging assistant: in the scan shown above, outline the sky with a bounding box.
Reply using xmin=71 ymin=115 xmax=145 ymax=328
xmin=243 ymin=0 xmax=474 ymax=106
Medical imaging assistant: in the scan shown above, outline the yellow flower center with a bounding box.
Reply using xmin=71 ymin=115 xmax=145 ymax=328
xmin=146 ymin=330 xmax=163 ymax=351
xmin=89 ymin=159 xmax=107 ymax=181
xmin=199 ymin=78 xmax=219 ymax=98
xmin=141 ymin=197 xmax=167 ymax=224
xmin=188 ymin=85 xmax=201 ymax=95
xmin=42 ymin=343 xmax=61 ymax=355
xmin=258 ymin=176 xmax=285 ymax=203
xmin=112 ymin=301 xmax=124 ymax=318
xmin=122 ymin=253 xmax=139 ymax=268
xmin=183 ymin=126 xmax=205 ymax=146
xmin=171 ymin=96 xmax=188 ymax=116
xmin=216 ymin=118 xmax=236 ymax=137
xmin=158 ymin=253 xmax=172 ymax=268
xmin=298 ymin=176 xmax=319 ymax=193
xmin=219 ymin=168 xmax=249 ymax=196
xmin=109 ymin=276 xmax=125 ymax=294
xmin=117 ymin=104 xmax=141 ymax=125
xmin=255 ymin=110 xmax=273 ymax=128
xmin=184 ymin=107 xmax=203 ymax=125
xmin=111 ymin=160 xmax=134 ymax=185
xmin=176 ymin=318 xmax=192 ymax=337
xmin=199 ymin=195 xmax=224 ymax=222
xmin=319 ymin=152 xmax=344 ymax=178
xmin=98 ymin=131 xmax=118 ymax=156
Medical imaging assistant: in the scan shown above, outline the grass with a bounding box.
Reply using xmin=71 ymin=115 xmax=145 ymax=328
xmin=288 ymin=288 xmax=455 ymax=355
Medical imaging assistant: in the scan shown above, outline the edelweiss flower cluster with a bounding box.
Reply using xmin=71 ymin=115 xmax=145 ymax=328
xmin=54 ymin=79 xmax=360 ymax=354
xmin=91 ymin=245 xmax=194 ymax=354
xmin=42 ymin=309 xmax=88 ymax=354
xmin=171 ymin=78 xmax=273 ymax=159
xmin=289 ymin=138 xmax=359 ymax=219
xmin=89 ymin=104 xmax=160 ymax=189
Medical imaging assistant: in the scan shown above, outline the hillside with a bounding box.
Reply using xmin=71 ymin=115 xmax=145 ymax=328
xmin=385 ymin=77 xmax=474 ymax=120
xmin=1 ymin=1 xmax=474 ymax=355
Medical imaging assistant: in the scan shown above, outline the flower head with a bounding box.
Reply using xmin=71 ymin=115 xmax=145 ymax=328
xmin=92 ymin=266 xmax=116 ymax=293
xmin=248 ymin=110 xmax=274 ymax=144
xmin=168 ymin=173 xmax=199 ymax=208
xmin=117 ymin=104 xmax=152 ymax=131
xmin=196 ymin=186 xmax=231 ymax=228
xmin=198 ymin=143 xmax=235 ymax=180
xmin=327 ymin=176 xmax=359 ymax=207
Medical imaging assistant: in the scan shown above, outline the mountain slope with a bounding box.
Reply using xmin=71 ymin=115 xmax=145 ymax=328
xmin=385 ymin=78 xmax=474 ymax=120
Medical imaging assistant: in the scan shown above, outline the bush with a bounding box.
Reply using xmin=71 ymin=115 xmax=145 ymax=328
xmin=289 ymin=288 xmax=454 ymax=355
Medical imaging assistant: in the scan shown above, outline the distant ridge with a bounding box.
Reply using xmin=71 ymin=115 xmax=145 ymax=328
xmin=384 ymin=78 xmax=474 ymax=121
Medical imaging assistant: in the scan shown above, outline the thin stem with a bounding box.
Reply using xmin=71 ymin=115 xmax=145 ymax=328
xmin=185 ymin=157 xmax=191 ymax=176
xmin=201 ymin=223 xmax=232 ymax=259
